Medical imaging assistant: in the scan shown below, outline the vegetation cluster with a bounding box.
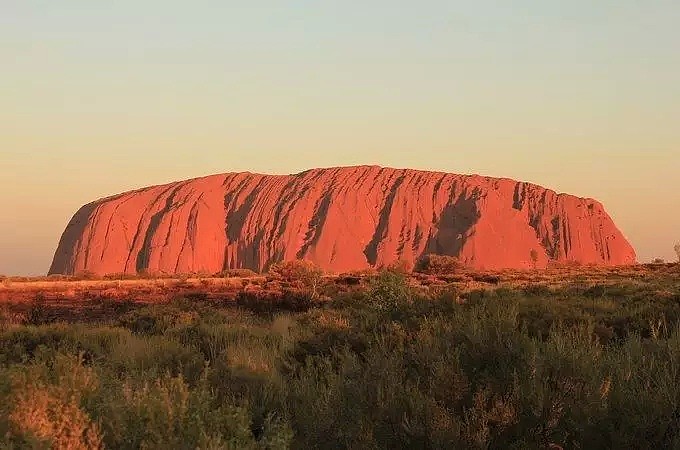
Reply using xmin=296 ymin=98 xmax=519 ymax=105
xmin=1 ymin=261 xmax=680 ymax=449
xmin=0 ymin=257 xmax=680 ymax=449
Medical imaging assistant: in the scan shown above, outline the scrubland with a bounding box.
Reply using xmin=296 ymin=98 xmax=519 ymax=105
xmin=1 ymin=262 xmax=679 ymax=449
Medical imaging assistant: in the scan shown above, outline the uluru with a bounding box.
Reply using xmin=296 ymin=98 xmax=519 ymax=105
xmin=49 ymin=166 xmax=636 ymax=275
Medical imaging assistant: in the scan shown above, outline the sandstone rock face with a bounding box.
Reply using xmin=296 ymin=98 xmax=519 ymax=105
xmin=49 ymin=166 xmax=636 ymax=275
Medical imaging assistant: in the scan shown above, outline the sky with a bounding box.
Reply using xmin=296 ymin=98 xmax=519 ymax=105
xmin=1 ymin=1 xmax=679 ymax=275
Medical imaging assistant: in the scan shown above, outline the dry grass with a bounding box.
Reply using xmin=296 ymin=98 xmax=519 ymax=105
xmin=313 ymin=310 xmax=351 ymax=330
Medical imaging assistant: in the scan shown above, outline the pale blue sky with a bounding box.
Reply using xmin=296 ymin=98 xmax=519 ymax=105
xmin=2 ymin=1 xmax=679 ymax=274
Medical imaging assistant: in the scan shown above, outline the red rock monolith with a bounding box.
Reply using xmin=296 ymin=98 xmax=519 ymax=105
xmin=49 ymin=166 xmax=636 ymax=275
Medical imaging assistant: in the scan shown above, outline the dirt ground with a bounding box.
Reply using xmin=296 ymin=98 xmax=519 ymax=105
xmin=1 ymin=263 xmax=677 ymax=323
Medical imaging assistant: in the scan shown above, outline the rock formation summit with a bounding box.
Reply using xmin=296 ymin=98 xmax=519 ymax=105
xmin=49 ymin=166 xmax=636 ymax=275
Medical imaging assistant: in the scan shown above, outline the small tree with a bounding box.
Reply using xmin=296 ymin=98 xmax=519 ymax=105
xmin=73 ymin=270 xmax=99 ymax=281
xmin=367 ymin=270 xmax=411 ymax=313
xmin=530 ymin=249 xmax=539 ymax=269
xmin=674 ymin=243 xmax=680 ymax=262
xmin=219 ymin=268 xmax=258 ymax=278
xmin=414 ymin=254 xmax=463 ymax=275
xmin=383 ymin=260 xmax=413 ymax=274
xmin=268 ymin=260 xmax=324 ymax=299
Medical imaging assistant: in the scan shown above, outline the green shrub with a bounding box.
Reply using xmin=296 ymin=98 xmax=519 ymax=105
xmin=103 ymin=272 xmax=139 ymax=280
xmin=24 ymin=296 xmax=49 ymax=326
xmin=117 ymin=303 xmax=199 ymax=335
xmin=72 ymin=270 xmax=100 ymax=281
xmin=268 ymin=260 xmax=324 ymax=298
xmin=382 ymin=259 xmax=413 ymax=274
xmin=236 ymin=290 xmax=316 ymax=314
xmin=3 ymin=353 xmax=104 ymax=449
xmin=415 ymin=254 xmax=464 ymax=274
xmin=220 ymin=268 xmax=259 ymax=278
xmin=365 ymin=270 xmax=412 ymax=313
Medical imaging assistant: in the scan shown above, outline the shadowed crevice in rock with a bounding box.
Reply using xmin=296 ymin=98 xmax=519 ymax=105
xmin=513 ymin=182 xmax=526 ymax=211
xmin=101 ymin=194 xmax=137 ymax=261
xmin=174 ymin=194 xmax=203 ymax=272
xmin=363 ymin=173 xmax=406 ymax=265
xmin=272 ymin=174 xmax=321 ymax=242
xmin=549 ymin=216 xmax=561 ymax=258
xmin=411 ymin=225 xmax=425 ymax=253
xmin=122 ymin=184 xmax=179 ymax=272
xmin=423 ymin=190 xmax=481 ymax=258
xmin=297 ymin=191 xmax=333 ymax=259
xmin=135 ymin=186 xmax=183 ymax=272
xmin=225 ymin=177 xmax=265 ymax=243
